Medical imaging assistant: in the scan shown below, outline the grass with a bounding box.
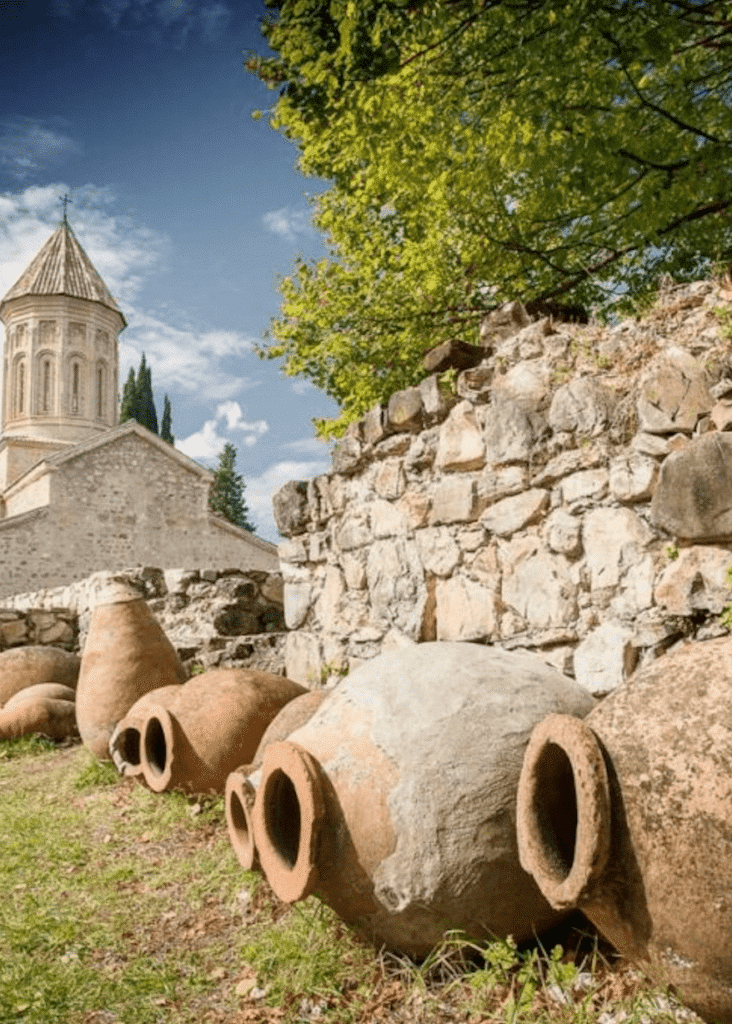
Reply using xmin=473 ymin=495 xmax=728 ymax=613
xmin=0 ymin=739 xmax=699 ymax=1024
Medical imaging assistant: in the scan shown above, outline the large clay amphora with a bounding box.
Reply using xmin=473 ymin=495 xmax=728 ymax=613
xmin=0 ymin=697 xmax=78 ymax=741
xmin=251 ymin=642 xmax=595 ymax=958
xmin=4 ymin=682 xmax=76 ymax=708
xmin=0 ymin=646 xmax=80 ymax=706
xmin=76 ymin=580 xmax=186 ymax=759
xmin=138 ymin=668 xmax=307 ymax=794
xmin=516 ymin=635 xmax=732 ymax=1023
xmin=226 ymin=687 xmax=327 ymax=871
xmin=108 ymin=685 xmax=182 ymax=777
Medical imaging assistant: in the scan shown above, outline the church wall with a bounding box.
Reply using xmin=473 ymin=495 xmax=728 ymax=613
xmin=0 ymin=433 xmax=277 ymax=599
xmin=4 ymin=471 xmax=51 ymax=517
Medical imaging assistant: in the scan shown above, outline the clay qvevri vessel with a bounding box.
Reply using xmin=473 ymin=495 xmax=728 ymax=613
xmin=76 ymin=580 xmax=187 ymax=760
xmin=517 ymin=635 xmax=732 ymax=1022
xmin=0 ymin=697 xmax=78 ymax=741
xmin=4 ymin=682 xmax=77 ymax=708
xmin=251 ymin=642 xmax=595 ymax=958
xmin=108 ymin=685 xmax=182 ymax=777
xmin=138 ymin=668 xmax=307 ymax=794
xmin=0 ymin=646 xmax=80 ymax=707
xmin=226 ymin=687 xmax=327 ymax=871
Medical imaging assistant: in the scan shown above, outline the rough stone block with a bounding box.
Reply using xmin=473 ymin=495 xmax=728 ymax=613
xmin=284 ymin=582 xmax=313 ymax=629
xmin=422 ymin=339 xmax=483 ymax=374
xmin=272 ymin=480 xmax=310 ymax=536
xmin=415 ymin=527 xmax=461 ymax=577
xmin=435 ymin=575 xmax=498 ymax=641
xmin=573 ymin=622 xmax=637 ymax=695
xmin=543 ymin=509 xmax=582 ymax=557
xmin=651 ymin=432 xmax=732 ymax=540
xmin=583 ymin=507 xmax=652 ymax=589
xmin=560 ymin=468 xmax=609 ymax=506
xmin=549 ymin=377 xmax=616 ymax=435
xmin=374 ymin=459 xmax=405 ymax=500
xmin=387 ymin=387 xmax=424 ymax=434
xmin=480 ymin=488 xmax=549 ymax=537
xmin=481 ymin=395 xmax=534 ymax=466
xmin=362 ymin=405 xmax=386 ymax=445
xmin=430 ymin=477 xmax=477 ymax=525
xmin=654 ymin=546 xmax=732 ymax=616
xmin=637 ymin=347 xmax=712 ymax=434
xmin=457 ymin=364 xmax=494 ymax=404
xmin=419 ymin=375 xmax=455 ymax=425
xmin=435 ymin=400 xmax=486 ymax=472
xmin=284 ymin=631 xmax=321 ymax=687
xmin=609 ymin=453 xmax=659 ymax=503
xmin=500 ymin=537 xmax=578 ymax=630
xmin=493 ymin=358 xmax=552 ymax=413
xmin=331 ymin=435 xmax=364 ymax=475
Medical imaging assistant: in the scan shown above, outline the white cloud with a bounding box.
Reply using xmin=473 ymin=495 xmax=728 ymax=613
xmin=0 ymin=119 xmax=79 ymax=180
xmin=290 ymin=378 xmax=315 ymax=395
xmin=284 ymin=436 xmax=332 ymax=456
xmin=52 ymin=0 xmax=230 ymax=41
xmin=262 ymin=207 xmax=312 ymax=244
xmin=243 ymin=459 xmax=331 ymax=542
xmin=120 ymin=310 xmax=259 ymax=399
xmin=0 ymin=183 xmax=167 ymax=306
xmin=0 ymin=183 xmax=258 ymax=405
xmin=176 ymin=402 xmax=269 ymax=462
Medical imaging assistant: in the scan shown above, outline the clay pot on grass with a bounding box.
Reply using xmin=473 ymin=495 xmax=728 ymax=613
xmin=137 ymin=668 xmax=307 ymax=794
xmin=76 ymin=581 xmax=187 ymax=759
xmin=4 ymin=682 xmax=77 ymax=708
xmin=0 ymin=697 xmax=78 ymax=741
xmin=516 ymin=635 xmax=732 ymax=1023
xmin=250 ymin=642 xmax=596 ymax=958
xmin=108 ymin=685 xmax=182 ymax=777
xmin=226 ymin=687 xmax=327 ymax=871
xmin=0 ymin=646 xmax=80 ymax=707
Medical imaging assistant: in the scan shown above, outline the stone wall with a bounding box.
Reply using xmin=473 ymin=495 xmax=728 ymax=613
xmin=0 ymin=607 xmax=77 ymax=651
xmin=0 ymin=428 xmax=277 ymax=598
xmin=274 ymin=278 xmax=732 ymax=694
xmin=3 ymin=565 xmax=287 ymax=676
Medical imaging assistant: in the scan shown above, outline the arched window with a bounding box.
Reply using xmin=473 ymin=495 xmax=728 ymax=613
xmin=71 ymin=362 xmax=80 ymax=415
xmin=16 ymin=359 xmax=26 ymax=417
xmin=96 ymin=363 xmax=105 ymax=419
xmin=42 ymin=359 xmax=52 ymax=413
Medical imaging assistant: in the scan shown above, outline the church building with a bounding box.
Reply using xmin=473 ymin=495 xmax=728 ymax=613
xmin=0 ymin=216 xmax=277 ymax=599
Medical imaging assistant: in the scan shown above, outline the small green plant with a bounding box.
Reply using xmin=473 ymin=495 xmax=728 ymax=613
xmin=665 ymin=543 xmax=679 ymax=560
xmin=72 ymin=752 xmax=120 ymax=789
xmin=189 ymin=662 xmax=206 ymax=676
xmin=438 ymin=367 xmax=459 ymax=396
xmin=0 ymin=735 xmax=57 ymax=760
xmin=721 ymin=564 xmax=732 ymax=630
xmin=311 ymin=660 xmax=349 ymax=687
xmin=713 ymin=305 xmax=732 ymax=340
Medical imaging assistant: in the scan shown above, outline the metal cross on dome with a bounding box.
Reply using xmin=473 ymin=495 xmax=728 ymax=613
xmin=60 ymin=193 xmax=72 ymax=225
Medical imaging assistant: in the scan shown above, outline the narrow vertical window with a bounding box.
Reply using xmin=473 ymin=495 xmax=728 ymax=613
xmin=18 ymin=361 xmax=25 ymax=415
xmin=97 ymin=366 xmax=104 ymax=418
xmin=72 ymin=362 xmax=79 ymax=414
xmin=43 ymin=360 xmax=51 ymax=413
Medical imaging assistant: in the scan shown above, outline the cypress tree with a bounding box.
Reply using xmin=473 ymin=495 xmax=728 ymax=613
xmin=119 ymin=368 xmax=136 ymax=424
xmin=160 ymin=394 xmax=174 ymax=444
xmin=208 ymin=442 xmax=255 ymax=532
xmin=135 ymin=354 xmax=158 ymax=434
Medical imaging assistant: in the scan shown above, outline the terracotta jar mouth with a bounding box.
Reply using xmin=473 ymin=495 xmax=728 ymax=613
xmin=110 ymin=723 xmax=143 ymax=774
xmin=252 ymin=741 xmax=325 ymax=903
xmin=225 ymin=769 xmax=258 ymax=871
xmin=141 ymin=709 xmax=175 ymax=792
xmin=517 ymin=713 xmax=611 ymax=910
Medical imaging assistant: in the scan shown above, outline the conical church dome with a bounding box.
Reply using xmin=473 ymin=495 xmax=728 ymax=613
xmin=0 ymin=222 xmax=126 ymax=325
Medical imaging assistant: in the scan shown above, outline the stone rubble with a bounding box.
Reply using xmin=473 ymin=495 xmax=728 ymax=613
xmin=1 ymin=566 xmax=287 ymax=677
xmin=274 ymin=279 xmax=732 ymax=694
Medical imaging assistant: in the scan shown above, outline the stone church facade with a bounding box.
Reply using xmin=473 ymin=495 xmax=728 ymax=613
xmin=0 ymin=218 xmax=277 ymax=599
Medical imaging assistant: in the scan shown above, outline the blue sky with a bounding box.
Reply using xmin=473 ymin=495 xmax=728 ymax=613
xmin=0 ymin=0 xmax=338 ymax=541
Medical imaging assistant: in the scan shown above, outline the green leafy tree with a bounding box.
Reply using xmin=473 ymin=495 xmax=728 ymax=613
xmin=208 ymin=442 xmax=255 ymax=532
xmin=248 ymin=0 xmax=732 ymax=434
xmin=160 ymin=394 xmax=174 ymax=444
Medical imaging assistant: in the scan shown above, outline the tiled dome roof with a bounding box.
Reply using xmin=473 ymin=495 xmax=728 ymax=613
xmin=0 ymin=222 xmax=126 ymax=325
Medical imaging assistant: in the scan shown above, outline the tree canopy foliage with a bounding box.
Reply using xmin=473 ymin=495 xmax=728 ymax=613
xmin=208 ymin=442 xmax=256 ymax=532
xmin=248 ymin=0 xmax=732 ymax=434
xmin=119 ymin=353 xmax=173 ymax=442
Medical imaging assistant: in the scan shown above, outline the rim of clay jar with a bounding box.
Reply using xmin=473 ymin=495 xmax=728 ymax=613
xmin=141 ymin=708 xmax=176 ymax=792
xmin=108 ymin=722 xmax=144 ymax=777
xmin=516 ymin=713 xmax=611 ymax=910
xmin=225 ymin=769 xmax=258 ymax=871
xmin=252 ymin=740 xmax=325 ymax=903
